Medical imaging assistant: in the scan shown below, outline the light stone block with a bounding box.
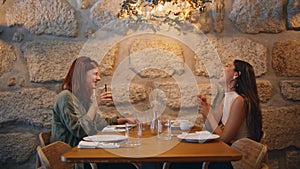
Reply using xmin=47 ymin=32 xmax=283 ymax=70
xmin=287 ymin=0 xmax=300 ymax=30
xmin=79 ymin=41 xmax=119 ymax=76
xmin=129 ymin=39 xmax=184 ymax=78
xmin=205 ymin=36 xmax=267 ymax=77
xmin=194 ymin=54 xmax=209 ymax=77
xmin=6 ymin=0 xmax=77 ymax=36
xmin=129 ymin=48 xmax=185 ymax=78
xmin=229 ymin=0 xmax=285 ymax=33
xmin=0 ymin=133 xmax=37 ymax=163
xmin=0 ymin=40 xmax=17 ymax=77
xmin=77 ymin=0 xmax=96 ymax=9
xmin=257 ymin=80 xmax=272 ymax=103
xmin=0 ymin=88 xmax=57 ymax=128
xmin=107 ymin=83 xmax=149 ymax=105
xmin=193 ymin=37 xmax=220 ymax=78
xmin=262 ymin=105 xmax=300 ymax=150
xmin=212 ymin=0 xmax=225 ymax=33
xmin=90 ymin=0 xmax=123 ymax=28
xmin=23 ymin=40 xmax=84 ymax=82
xmin=130 ymin=39 xmax=184 ymax=60
xmin=152 ymin=82 xmax=218 ymax=110
xmin=272 ymin=40 xmax=300 ymax=77
xmin=280 ymin=80 xmax=300 ymax=101
xmin=98 ymin=44 xmax=119 ymax=76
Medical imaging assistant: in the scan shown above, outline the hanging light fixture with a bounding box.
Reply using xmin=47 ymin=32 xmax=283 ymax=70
xmin=118 ymin=0 xmax=212 ymax=22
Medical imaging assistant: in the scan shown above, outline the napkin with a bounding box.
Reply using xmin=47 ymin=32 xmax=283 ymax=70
xmin=102 ymin=126 xmax=126 ymax=132
xmin=195 ymin=131 xmax=212 ymax=135
xmin=78 ymin=141 xmax=98 ymax=148
xmin=102 ymin=127 xmax=116 ymax=132
xmin=195 ymin=131 xmax=214 ymax=139
xmin=78 ymin=141 xmax=120 ymax=149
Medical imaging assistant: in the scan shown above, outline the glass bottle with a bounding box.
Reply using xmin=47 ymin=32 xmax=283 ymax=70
xmin=150 ymin=111 xmax=158 ymax=135
xmin=157 ymin=117 xmax=162 ymax=138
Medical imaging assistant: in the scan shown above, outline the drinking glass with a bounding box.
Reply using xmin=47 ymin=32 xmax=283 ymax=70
xmin=124 ymin=122 xmax=141 ymax=147
xmin=137 ymin=121 xmax=142 ymax=145
xmin=125 ymin=123 xmax=130 ymax=138
xmin=166 ymin=120 xmax=172 ymax=140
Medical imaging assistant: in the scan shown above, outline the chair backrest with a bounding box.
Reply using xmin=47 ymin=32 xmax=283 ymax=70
xmin=231 ymin=138 xmax=267 ymax=169
xmin=37 ymin=130 xmax=52 ymax=168
xmin=260 ymin=130 xmax=269 ymax=168
xmin=260 ymin=130 xmax=266 ymax=144
xmin=39 ymin=130 xmax=52 ymax=147
xmin=37 ymin=141 xmax=73 ymax=169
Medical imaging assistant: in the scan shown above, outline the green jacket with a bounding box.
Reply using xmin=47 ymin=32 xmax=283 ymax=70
xmin=51 ymin=90 xmax=118 ymax=147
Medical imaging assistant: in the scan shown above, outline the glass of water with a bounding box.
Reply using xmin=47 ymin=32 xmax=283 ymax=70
xmin=137 ymin=121 xmax=142 ymax=145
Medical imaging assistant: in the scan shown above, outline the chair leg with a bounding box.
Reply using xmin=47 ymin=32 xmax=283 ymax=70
xmin=131 ymin=162 xmax=142 ymax=169
xmin=202 ymin=162 xmax=209 ymax=169
xmin=90 ymin=163 xmax=98 ymax=169
xmin=162 ymin=162 xmax=170 ymax=169
xmin=36 ymin=154 xmax=42 ymax=169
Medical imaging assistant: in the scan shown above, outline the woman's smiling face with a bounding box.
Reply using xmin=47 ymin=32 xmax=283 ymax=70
xmin=219 ymin=62 xmax=236 ymax=85
xmin=85 ymin=68 xmax=101 ymax=90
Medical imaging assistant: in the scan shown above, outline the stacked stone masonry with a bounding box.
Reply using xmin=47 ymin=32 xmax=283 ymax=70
xmin=0 ymin=0 xmax=299 ymax=168
xmin=6 ymin=0 xmax=78 ymax=36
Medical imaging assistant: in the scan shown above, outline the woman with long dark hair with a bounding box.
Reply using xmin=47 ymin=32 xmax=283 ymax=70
xmin=168 ymin=60 xmax=263 ymax=169
xmin=198 ymin=59 xmax=262 ymax=144
xmin=231 ymin=59 xmax=262 ymax=142
xmin=195 ymin=59 xmax=263 ymax=169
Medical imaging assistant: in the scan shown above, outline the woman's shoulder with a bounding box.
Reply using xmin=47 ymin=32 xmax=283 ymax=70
xmin=56 ymin=90 xmax=74 ymax=101
xmin=231 ymin=91 xmax=244 ymax=102
xmin=233 ymin=95 xmax=245 ymax=107
xmin=235 ymin=95 xmax=244 ymax=101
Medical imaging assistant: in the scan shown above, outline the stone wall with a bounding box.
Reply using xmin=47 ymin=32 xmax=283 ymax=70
xmin=0 ymin=0 xmax=299 ymax=169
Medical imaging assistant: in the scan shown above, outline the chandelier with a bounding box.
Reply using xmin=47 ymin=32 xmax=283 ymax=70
xmin=118 ymin=0 xmax=212 ymax=22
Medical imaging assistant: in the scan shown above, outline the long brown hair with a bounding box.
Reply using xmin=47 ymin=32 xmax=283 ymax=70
xmin=62 ymin=56 xmax=99 ymax=101
xmin=234 ymin=59 xmax=262 ymax=142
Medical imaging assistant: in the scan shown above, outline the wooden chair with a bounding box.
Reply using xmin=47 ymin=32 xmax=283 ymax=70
xmin=260 ymin=130 xmax=269 ymax=168
xmin=37 ymin=130 xmax=98 ymax=169
xmin=37 ymin=130 xmax=52 ymax=169
xmin=260 ymin=130 xmax=266 ymax=144
xmin=231 ymin=138 xmax=268 ymax=169
xmin=37 ymin=141 xmax=74 ymax=169
xmin=39 ymin=130 xmax=52 ymax=147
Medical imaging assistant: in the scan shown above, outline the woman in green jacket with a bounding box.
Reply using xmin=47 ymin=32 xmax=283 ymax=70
xmin=51 ymin=56 xmax=136 ymax=147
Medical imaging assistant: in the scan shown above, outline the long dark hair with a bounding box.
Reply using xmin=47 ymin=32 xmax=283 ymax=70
xmin=234 ymin=59 xmax=262 ymax=142
xmin=62 ymin=56 xmax=99 ymax=101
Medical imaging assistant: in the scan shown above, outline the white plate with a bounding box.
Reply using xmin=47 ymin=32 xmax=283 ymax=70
xmin=113 ymin=124 xmax=136 ymax=129
xmin=83 ymin=135 xmax=128 ymax=142
xmin=177 ymin=132 xmax=220 ymax=143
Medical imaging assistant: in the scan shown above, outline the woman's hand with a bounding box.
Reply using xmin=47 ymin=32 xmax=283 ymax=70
xmin=98 ymin=91 xmax=113 ymax=105
xmin=196 ymin=94 xmax=211 ymax=118
xmin=117 ymin=118 xmax=137 ymax=124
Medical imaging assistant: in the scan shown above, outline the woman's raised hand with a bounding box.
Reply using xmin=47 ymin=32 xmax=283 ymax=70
xmin=98 ymin=86 xmax=113 ymax=105
xmin=196 ymin=94 xmax=211 ymax=118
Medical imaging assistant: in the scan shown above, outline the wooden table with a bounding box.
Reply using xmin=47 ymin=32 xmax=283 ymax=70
xmin=61 ymin=126 xmax=242 ymax=164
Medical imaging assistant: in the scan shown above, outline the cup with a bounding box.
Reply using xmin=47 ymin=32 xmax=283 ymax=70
xmin=165 ymin=120 xmax=172 ymax=140
xmin=124 ymin=123 xmax=141 ymax=147
xmin=125 ymin=123 xmax=130 ymax=138
xmin=179 ymin=120 xmax=193 ymax=131
xmin=137 ymin=122 xmax=142 ymax=145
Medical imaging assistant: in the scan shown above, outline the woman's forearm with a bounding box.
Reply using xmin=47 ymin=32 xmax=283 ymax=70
xmin=86 ymin=103 xmax=97 ymax=120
